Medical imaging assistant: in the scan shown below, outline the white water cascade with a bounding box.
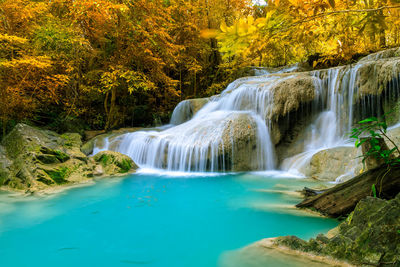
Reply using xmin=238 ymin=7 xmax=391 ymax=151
xmin=170 ymin=100 xmax=192 ymax=125
xmin=98 ymin=75 xmax=287 ymax=172
xmin=93 ymin=50 xmax=400 ymax=176
xmin=281 ymin=64 xmax=363 ymax=175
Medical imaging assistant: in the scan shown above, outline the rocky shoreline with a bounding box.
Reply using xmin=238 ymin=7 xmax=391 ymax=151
xmin=250 ymin=193 xmax=400 ymax=266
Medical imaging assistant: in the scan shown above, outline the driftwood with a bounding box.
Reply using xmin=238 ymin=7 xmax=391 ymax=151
xmin=300 ymin=187 xmax=328 ymax=197
xmin=296 ymin=165 xmax=400 ymax=217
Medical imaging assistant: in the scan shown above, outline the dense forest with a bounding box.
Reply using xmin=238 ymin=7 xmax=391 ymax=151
xmin=1 ymin=0 xmax=399 ymax=137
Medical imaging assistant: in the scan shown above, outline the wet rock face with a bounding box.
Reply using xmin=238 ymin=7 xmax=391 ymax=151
xmin=220 ymin=113 xmax=263 ymax=171
xmin=270 ymin=74 xmax=317 ymax=121
xmin=0 ymin=124 xmax=138 ymax=192
xmin=275 ymin=194 xmax=400 ymax=266
xmin=170 ymin=97 xmax=211 ymax=125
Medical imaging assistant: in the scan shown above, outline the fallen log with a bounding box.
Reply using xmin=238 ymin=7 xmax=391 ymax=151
xmin=296 ymin=165 xmax=400 ymax=217
xmin=300 ymin=187 xmax=328 ymax=197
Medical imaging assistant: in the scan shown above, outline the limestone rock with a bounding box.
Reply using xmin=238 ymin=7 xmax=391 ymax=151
xmin=271 ymin=73 xmax=317 ymax=120
xmin=92 ymin=151 xmax=138 ymax=175
xmin=220 ymin=113 xmax=266 ymax=171
xmin=0 ymin=123 xmax=95 ymax=191
xmin=356 ymin=57 xmax=400 ymax=96
xmin=386 ymin=126 xmax=400 ymax=156
xmin=93 ymin=164 xmax=104 ymax=176
xmin=359 ymin=47 xmax=400 ymax=62
xmin=306 ymin=147 xmax=362 ymax=182
xmin=0 ymin=145 xmax=11 ymax=185
xmin=274 ymin=194 xmax=400 ymax=266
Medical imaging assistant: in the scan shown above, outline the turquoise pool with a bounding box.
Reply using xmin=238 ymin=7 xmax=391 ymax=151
xmin=0 ymin=172 xmax=338 ymax=267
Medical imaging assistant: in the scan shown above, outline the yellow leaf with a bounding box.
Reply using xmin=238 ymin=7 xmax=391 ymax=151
xmin=312 ymin=61 xmax=318 ymax=68
xmin=220 ymin=21 xmax=228 ymax=33
xmin=247 ymin=15 xmax=254 ymax=25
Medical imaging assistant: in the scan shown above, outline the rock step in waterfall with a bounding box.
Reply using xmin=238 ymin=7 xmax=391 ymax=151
xmin=92 ymin=47 xmax=400 ymax=179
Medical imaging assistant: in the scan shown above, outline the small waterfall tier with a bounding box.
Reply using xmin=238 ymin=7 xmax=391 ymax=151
xmin=118 ymin=111 xmax=273 ymax=172
xmin=93 ymin=48 xmax=400 ymax=175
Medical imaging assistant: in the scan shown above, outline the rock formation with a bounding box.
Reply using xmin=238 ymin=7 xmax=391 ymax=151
xmin=0 ymin=124 xmax=138 ymax=193
xmin=271 ymin=193 xmax=400 ymax=266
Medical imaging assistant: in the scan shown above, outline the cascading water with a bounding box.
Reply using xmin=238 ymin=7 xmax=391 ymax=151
xmin=281 ymin=64 xmax=363 ymax=175
xmin=99 ymin=75 xmax=285 ymax=172
xmin=170 ymin=100 xmax=192 ymax=125
xmin=93 ymin=50 xmax=400 ymax=177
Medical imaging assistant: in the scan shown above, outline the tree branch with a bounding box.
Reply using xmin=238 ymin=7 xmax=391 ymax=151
xmin=291 ymin=5 xmax=400 ymax=27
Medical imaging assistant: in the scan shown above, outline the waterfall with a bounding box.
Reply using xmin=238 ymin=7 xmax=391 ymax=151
xmin=99 ymin=74 xmax=284 ymax=172
xmin=170 ymin=100 xmax=192 ymax=125
xmin=281 ymin=64 xmax=363 ymax=175
xmin=93 ymin=50 xmax=400 ymax=176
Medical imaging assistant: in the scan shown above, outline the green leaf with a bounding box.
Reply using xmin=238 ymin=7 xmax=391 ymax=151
xmin=373 ymin=145 xmax=381 ymax=151
xmin=355 ymin=139 xmax=360 ymax=147
xmin=360 ymin=117 xmax=378 ymax=124
xmin=371 ymin=184 xmax=377 ymax=198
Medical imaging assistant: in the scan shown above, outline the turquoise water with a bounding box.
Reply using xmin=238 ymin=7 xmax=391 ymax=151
xmin=0 ymin=172 xmax=338 ymax=267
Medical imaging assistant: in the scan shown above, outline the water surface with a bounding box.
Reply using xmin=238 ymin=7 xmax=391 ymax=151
xmin=0 ymin=172 xmax=338 ymax=267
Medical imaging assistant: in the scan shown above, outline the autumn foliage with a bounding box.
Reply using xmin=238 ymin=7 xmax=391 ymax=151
xmin=0 ymin=0 xmax=399 ymax=137
xmin=217 ymin=0 xmax=400 ymax=68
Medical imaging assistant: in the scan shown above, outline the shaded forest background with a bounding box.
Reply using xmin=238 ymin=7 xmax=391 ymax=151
xmin=0 ymin=0 xmax=399 ymax=138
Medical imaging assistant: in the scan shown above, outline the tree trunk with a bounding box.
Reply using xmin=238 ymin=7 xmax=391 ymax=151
xmin=296 ymin=164 xmax=400 ymax=217
xmin=361 ymin=137 xmax=391 ymax=170
xmin=105 ymin=87 xmax=117 ymax=130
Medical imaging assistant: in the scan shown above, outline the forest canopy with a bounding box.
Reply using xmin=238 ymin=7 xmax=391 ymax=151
xmin=0 ymin=0 xmax=399 ymax=137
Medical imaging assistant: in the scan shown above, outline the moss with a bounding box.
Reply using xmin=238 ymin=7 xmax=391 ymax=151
xmin=53 ymin=150 xmax=70 ymax=162
xmin=275 ymin=194 xmax=400 ymax=266
xmin=44 ymin=167 xmax=70 ymax=184
xmin=117 ymin=159 xmax=132 ymax=173
xmin=100 ymin=154 xmax=110 ymax=166
xmin=93 ymin=151 xmax=137 ymax=175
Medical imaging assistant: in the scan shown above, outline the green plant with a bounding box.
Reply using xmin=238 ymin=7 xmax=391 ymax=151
xmin=371 ymin=184 xmax=377 ymax=198
xmin=350 ymin=115 xmax=400 ymax=167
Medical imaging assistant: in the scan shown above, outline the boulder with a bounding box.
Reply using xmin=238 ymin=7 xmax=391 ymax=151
xmin=220 ymin=112 xmax=272 ymax=171
xmin=270 ymin=73 xmax=317 ymax=121
xmin=0 ymin=145 xmax=11 ymax=185
xmin=306 ymin=146 xmax=362 ymax=182
xmin=0 ymin=124 xmax=94 ymax=191
xmin=0 ymin=124 xmax=138 ymax=192
xmin=273 ymin=193 xmax=400 ymax=266
xmin=92 ymin=151 xmax=138 ymax=175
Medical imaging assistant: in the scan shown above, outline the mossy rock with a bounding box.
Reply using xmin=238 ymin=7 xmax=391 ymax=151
xmin=43 ymin=167 xmax=70 ymax=184
xmin=274 ymin=193 xmax=400 ymax=266
xmin=92 ymin=151 xmax=138 ymax=175
xmin=0 ymin=146 xmax=11 ymax=185
xmin=0 ymin=123 xmax=93 ymax=191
